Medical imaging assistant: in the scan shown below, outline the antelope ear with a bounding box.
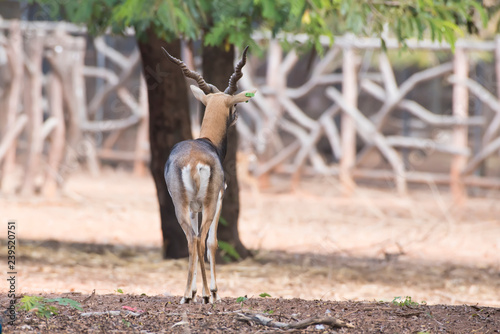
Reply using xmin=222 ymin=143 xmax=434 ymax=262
xmin=229 ymin=89 xmax=256 ymax=105
xmin=190 ymin=85 xmax=208 ymax=105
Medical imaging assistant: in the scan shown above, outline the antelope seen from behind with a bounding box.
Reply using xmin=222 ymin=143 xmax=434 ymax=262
xmin=162 ymin=46 xmax=255 ymax=304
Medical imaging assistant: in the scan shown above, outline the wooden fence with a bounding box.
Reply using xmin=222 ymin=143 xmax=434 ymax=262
xmin=0 ymin=19 xmax=148 ymax=196
xmin=1 ymin=19 xmax=500 ymax=200
xmin=238 ymin=34 xmax=500 ymax=200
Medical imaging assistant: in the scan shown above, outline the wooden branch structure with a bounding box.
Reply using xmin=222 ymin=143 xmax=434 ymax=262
xmin=0 ymin=20 xmax=22 ymax=191
xmin=20 ymin=30 xmax=44 ymax=195
xmin=339 ymin=46 xmax=358 ymax=194
xmin=237 ymin=35 xmax=500 ymax=200
xmin=1 ymin=18 xmax=500 ymax=199
xmin=0 ymin=115 xmax=28 ymax=162
xmin=450 ymin=46 xmax=469 ymax=203
xmin=0 ymin=20 xmax=148 ymax=195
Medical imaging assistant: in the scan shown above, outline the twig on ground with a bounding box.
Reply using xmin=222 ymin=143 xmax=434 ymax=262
xmin=81 ymin=311 xmax=120 ymax=317
xmin=171 ymin=312 xmax=191 ymax=334
xmin=80 ymin=310 xmax=142 ymax=317
xmin=396 ymin=311 xmax=423 ymax=317
xmin=235 ymin=313 xmax=354 ymax=329
xmin=81 ymin=289 xmax=95 ymax=304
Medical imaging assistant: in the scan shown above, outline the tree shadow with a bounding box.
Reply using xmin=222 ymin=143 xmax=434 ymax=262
xmin=2 ymin=239 xmax=499 ymax=292
xmin=251 ymin=249 xmax=500 ymax=291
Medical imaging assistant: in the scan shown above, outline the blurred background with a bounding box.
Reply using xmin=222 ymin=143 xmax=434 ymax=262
xmin=0 ymin=0 xmax=499 ymax=306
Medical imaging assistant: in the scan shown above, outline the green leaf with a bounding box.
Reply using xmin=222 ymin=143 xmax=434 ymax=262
xmin=219 ymin=216 xmax=229 ymax=227
xmin=42 ymin=305 xmax=59 ymax=318
xmin=290 ymin=0 xmax=306 ymax=18
xmin=259 ymin=292 xmax=272 ymax=298
xmin=116 ymin=288 xmax=124 ymax=294
xmin=427 ymin=18 xmax=440 ymax=42
xmin=17 ymin=295 xmax=61 ymax=319
xmin=236 ymin=296 xmax=248 ymax=303
xmin=17 ymin=296 xmax=44 ymax=311
xmin=392 ymin=296 xmax=419 ymax=307
xmin=380 ymin=37 xmax=387 ymax=52
xmin=31 ymin=0 xmax=482 ymax=53
xmin=218 ymin=241 xmax=241 ymax=261
xmin=45 ymin=298 xmax=83 ymax=311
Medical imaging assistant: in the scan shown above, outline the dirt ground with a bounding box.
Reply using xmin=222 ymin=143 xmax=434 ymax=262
xmin=2 ymin=293 xmax=499 ymax=333
xmin=1 ymin=169 xmax=500 ymax=332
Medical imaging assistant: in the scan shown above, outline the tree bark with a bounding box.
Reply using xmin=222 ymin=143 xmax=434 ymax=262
xmin=202 ymin=44 xmax=250 ymax=260
xmin=137 ymin=30 xmax=191 ymax=259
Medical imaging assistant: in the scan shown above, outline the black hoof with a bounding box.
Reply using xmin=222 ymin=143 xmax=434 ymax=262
xmin=180 ymin=297 xmax=192 ymax=304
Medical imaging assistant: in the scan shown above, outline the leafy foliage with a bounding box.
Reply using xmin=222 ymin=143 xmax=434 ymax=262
xmin=18 ymin=296 xmax=82 ymax=319
xmin=218 ymin=216 xmax=229 ymax=227
xmin=218 ymin=240 xmax=241 ymax=262
xmin=45 ymin=298 xmax=83 ymax=311
xmin=29 ymin=0 xmax=487 ymax=52
xmin=259 ymin=292 xmax=272 ymax=298
xmin=17 ymin=296 xmax=44 ymax=312
xmin=18 ymin=296 xmax=58 ymax=319
xmin=236 ymin=296 xmax=248 ymax=303
xmin=392 ymin=296 xmax=421 ymax=307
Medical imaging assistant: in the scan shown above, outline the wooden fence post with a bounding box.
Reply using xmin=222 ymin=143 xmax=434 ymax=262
xmin=259 ymin=39 xmax=284 ymax=188
xmin=340 ymin=45 xmax=358 ymax=194
xmin=496 ymin=35 xmax=500 ymax=124
xmin=43 ymin=73 xmax=65 ymax=197
xmin=451 ymin=46 xmax=469 ymax=204
xmin=0 ymin=115 xmax=28 ymax=163
xmin=485 ymin=35 xmax=500 ymax=147
xmin=20 ymin=30 xmax=45 ymax=195
xmin=0 ymin=20 xmax=23 ymax=192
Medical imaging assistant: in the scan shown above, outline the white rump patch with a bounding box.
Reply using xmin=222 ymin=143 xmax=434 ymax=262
xmin=182 ymin=163 xmax=211 ymax=213
xmin=196 ymin=163 xmax=211 ymax=200
xmin=181 ymin=164 xmax=195 ymax=197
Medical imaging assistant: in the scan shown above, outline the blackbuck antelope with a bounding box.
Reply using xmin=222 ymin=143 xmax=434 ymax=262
xmin=162 ymin=46 xmax=256 ymax=304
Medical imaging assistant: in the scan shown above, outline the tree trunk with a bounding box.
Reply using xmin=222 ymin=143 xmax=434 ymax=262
xmin=137 ymin=30 xmax=191 ymax=259
xmin=202 ymin=44 xmax=251 ymax=260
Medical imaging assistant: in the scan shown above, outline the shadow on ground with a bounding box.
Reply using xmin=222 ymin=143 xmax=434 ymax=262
xmin=3 ymin=238 xmax=499 ymax=304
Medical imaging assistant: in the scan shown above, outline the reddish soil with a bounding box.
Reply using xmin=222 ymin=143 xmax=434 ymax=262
xmin=1 ymin=169 xmax=499 ymax=332
xmin=2 ymin=292 xmax=499 ymax=333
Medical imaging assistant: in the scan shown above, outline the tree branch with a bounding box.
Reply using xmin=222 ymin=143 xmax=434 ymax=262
xmin=235 ymin=313 xmax=354 ymax=330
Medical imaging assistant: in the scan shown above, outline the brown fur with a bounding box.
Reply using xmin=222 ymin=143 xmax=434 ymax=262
xmin=166 ymin=87 xmax=256 ymax=304
xmin=199 ymin=93 xmax=232 ymax=147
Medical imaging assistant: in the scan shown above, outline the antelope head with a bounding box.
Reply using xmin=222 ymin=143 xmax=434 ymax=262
xmin=162 ymin=46 xmax=256 ymax=159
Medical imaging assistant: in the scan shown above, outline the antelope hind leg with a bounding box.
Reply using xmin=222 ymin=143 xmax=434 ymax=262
xmin=198 ymin=204 xmax=218 ymax=304
xmin=189 ymin=212 xmax=199 ymax=302
xmin=207 ymin=190 xmax=224 ymax=303
xmin=176 ymin=207 xmax=198 ymax=305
